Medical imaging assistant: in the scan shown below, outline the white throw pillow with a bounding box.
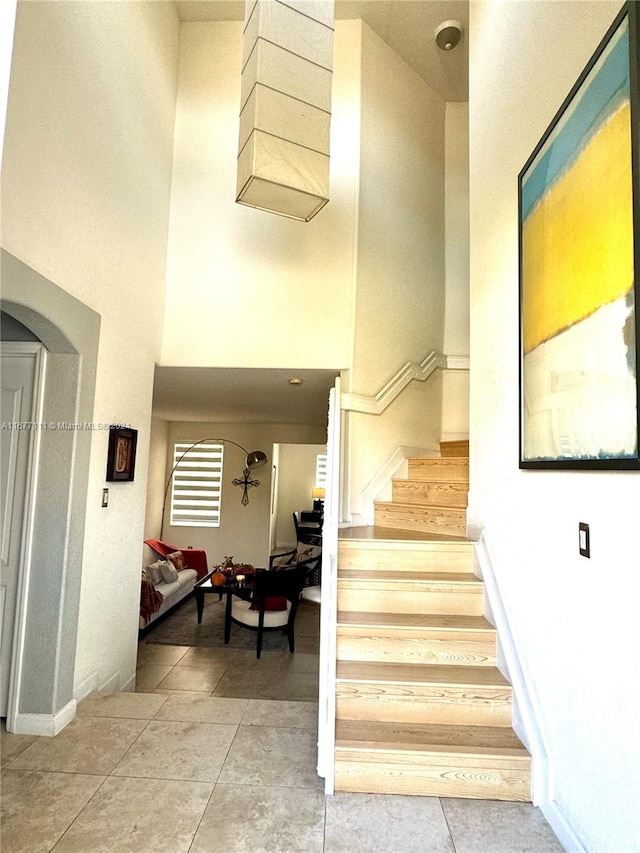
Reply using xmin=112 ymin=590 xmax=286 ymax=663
xmin=159 ymin=562 xmax=179 ymax=583
xmin=146 ymin=561 xmax=164 ymax=585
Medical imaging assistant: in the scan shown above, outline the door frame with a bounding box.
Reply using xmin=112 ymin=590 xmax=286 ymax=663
xmin=1 ymin=342 xmax=46 ymax=729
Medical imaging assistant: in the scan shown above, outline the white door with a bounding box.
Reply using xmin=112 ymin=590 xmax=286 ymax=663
xmin=0 ymin=344 xmax=43 ymax=717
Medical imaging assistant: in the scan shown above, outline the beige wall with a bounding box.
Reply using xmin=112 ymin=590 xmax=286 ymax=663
xmin=161 ymin=422 xmax=326 ymax=568
xmin=144 ymin=418 xmax=170 ymax=542
xmin=161 ymin=20 xmax=360 ymax=371
xmin=2 ymin=0 xmax=181 ymax=696
xmin=469 ymin=2 xmax=639 ymax=849
xmin=275 ymin=443 xmax=326 ymax=548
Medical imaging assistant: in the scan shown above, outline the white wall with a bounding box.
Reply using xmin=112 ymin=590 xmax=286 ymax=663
xmin=345 ymin=22 xmax=447 ymax=520
xmin=444 ymin=102 xmax=470 ymax=357
xmin=351 ymin=22 xmax=445 ymax=393
xmin=0 ymin=0 xmax=17 ymax=165
xmin=442 ymin=101 xmax=469 ymax=440
xmin=161 ymin=422 xmax=326 ymax=568
xmin=469 ymin=3 xmax=640 ymax=850
xmin=162 ymin=20 xmax=361 ymax=370
xmin=2 ymin=1 xmax=181 ymax=696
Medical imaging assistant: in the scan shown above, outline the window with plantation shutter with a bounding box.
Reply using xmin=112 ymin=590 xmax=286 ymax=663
xmin=170 ymin=441 xmax=224 ymax=527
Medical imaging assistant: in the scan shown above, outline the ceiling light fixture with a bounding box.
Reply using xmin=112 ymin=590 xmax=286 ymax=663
xmin=236 ymin=0 xmax=335 ymax=221
xmin=288 ymin=377 xmax=303 ymax=385
xmin=435 ymin=20 xmax=463 ymax=51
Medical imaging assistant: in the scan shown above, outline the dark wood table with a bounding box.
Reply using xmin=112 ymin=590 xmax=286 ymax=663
xmin=194 ymin=570 xmax=255 ymax=640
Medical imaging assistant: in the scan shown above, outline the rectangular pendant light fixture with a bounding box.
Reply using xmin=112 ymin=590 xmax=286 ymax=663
xmin=237 ymin=0 xmax=335 ymax=222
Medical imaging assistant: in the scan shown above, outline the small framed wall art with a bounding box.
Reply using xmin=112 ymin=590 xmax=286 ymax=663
xmin=518 ymin=1 xmax=639 ymax=469
xmin=106 ymin=426 xmax=138 ymax=482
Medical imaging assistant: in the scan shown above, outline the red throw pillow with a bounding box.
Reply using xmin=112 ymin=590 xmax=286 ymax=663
xmin=249 ymin=596 xmax=287 ymax=611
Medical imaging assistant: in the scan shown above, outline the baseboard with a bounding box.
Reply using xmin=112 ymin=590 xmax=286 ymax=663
xmin=74 ymin=670 xmax=99 ymax=703
xmin=11 ymin=698 xmax=77 ymax=736
xmin=474 ymin=532 xmax=552 ymax=806
xmin=121 ymin=672 xmax=136 ymax=693
xmin=101 ymin=671 xmax=120 ymax=693
xmin=540 ymin=801 xmax=586 ymax=853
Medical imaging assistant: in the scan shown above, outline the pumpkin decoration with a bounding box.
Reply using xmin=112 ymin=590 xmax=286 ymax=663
xmin=211 ymin=571 xmax=226 ymax=587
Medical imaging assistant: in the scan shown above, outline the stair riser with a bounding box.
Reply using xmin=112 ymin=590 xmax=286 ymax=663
xmin=338 ymin=584 xmax=484 ymax=616
xmin=338 ymin=544 xmax=475 ymax=574
xmin=440 ymin=441 xmax=469 ymax=457
xmin=336 ymin=630 xmax=496 ymax=666
xmin=375 ymin=506 xmax=466 ymax=537
xmin=408 ymin=458 xmax=469 ymax=482
xmin=334 ymin=754 xmax=531 ymax=801
xmin=392 ymin=481 xmax=468 ymax=508
xmin=336 ymin=683 xmax=513 ymax=727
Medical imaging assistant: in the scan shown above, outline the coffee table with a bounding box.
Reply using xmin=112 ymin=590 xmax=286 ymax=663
xmin=194 ymin=569 xmax=253 ymax=624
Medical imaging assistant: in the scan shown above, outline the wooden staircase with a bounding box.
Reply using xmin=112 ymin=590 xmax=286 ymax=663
xmin=334 ymin=440 xmax=531 ymax=801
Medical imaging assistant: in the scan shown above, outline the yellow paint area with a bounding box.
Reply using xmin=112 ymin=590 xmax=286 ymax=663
xmin=522 ymin=103 xmax=634 ymax=354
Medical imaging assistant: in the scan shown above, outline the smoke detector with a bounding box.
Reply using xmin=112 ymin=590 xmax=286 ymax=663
xmin=435 ymin=20 xmax=463 ymax=51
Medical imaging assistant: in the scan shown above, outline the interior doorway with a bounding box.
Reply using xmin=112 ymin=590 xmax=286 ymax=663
xmin=1 ymin=251 xmax=100 ymax=734
xmin=270 ymin=442 xmax=326 ymax=551
xmin=0 ymin=342 xmax=44 ymax=716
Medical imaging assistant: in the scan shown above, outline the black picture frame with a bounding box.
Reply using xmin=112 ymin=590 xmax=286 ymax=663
xmin=106 ymin=426 xmax=138 ymax=482
xmin=518 ymin=1 xmax=640 ymax=470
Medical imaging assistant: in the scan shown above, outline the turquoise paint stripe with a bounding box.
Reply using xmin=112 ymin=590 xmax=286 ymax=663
xmin=521 ymin=19 xmax=629 ymax=221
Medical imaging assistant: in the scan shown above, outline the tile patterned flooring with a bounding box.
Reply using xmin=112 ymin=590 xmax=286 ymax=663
xmin=1 ymin=600 xmax=564 ymax=852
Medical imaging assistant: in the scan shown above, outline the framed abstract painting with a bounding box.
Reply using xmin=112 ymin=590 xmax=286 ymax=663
xmin=519 ymin=1 xmax=640 ymax=469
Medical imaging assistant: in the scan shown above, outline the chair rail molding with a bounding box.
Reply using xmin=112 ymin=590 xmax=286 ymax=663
xmin=341 ymin=352 xmax=469 ymax=415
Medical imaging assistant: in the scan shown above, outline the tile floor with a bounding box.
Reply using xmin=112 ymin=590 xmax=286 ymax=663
xmin=1 ymin=604 xmax=565 ymax=853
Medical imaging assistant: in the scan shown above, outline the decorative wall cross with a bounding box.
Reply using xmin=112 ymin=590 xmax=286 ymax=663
xmin=232 ymin=467 xmax=261 ymax=505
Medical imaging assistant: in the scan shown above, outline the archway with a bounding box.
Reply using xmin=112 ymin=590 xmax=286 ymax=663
xmin=1 ymin=250 xmax=100 ymax=734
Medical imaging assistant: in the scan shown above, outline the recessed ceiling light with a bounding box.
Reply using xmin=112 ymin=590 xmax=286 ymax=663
xmin=288 ymin=377 xmax=303 ymax=385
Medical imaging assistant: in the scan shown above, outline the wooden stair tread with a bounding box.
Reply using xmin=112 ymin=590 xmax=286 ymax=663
xmin=338 ymin=526 xmax=469 ymax=543
xmin=392 ymin=478 xmax=469 ymax=486
xmin=336 ymin=661 xmax=509 ymax=686
xmin=339 ymin=569 xmax=482 ymax=584
xmin=335 ymin=719 xmax=529 ymax=757
xmin=337 ymin=611 xmax=493 ymax=631
xmin=375 ymin=500 xmax=466 ymax=512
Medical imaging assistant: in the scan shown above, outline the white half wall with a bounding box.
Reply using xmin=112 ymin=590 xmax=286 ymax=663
xmin=469 ymin=3 xmax=640 ymax=850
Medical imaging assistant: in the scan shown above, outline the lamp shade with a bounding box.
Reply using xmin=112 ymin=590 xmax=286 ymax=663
xmin=246 ymin=449 xmax=268 ymax=469
xmin=237 ymin=0 xmax=335 ymax=221
xmin=311 ymin=487 xmax=325 ymax=499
